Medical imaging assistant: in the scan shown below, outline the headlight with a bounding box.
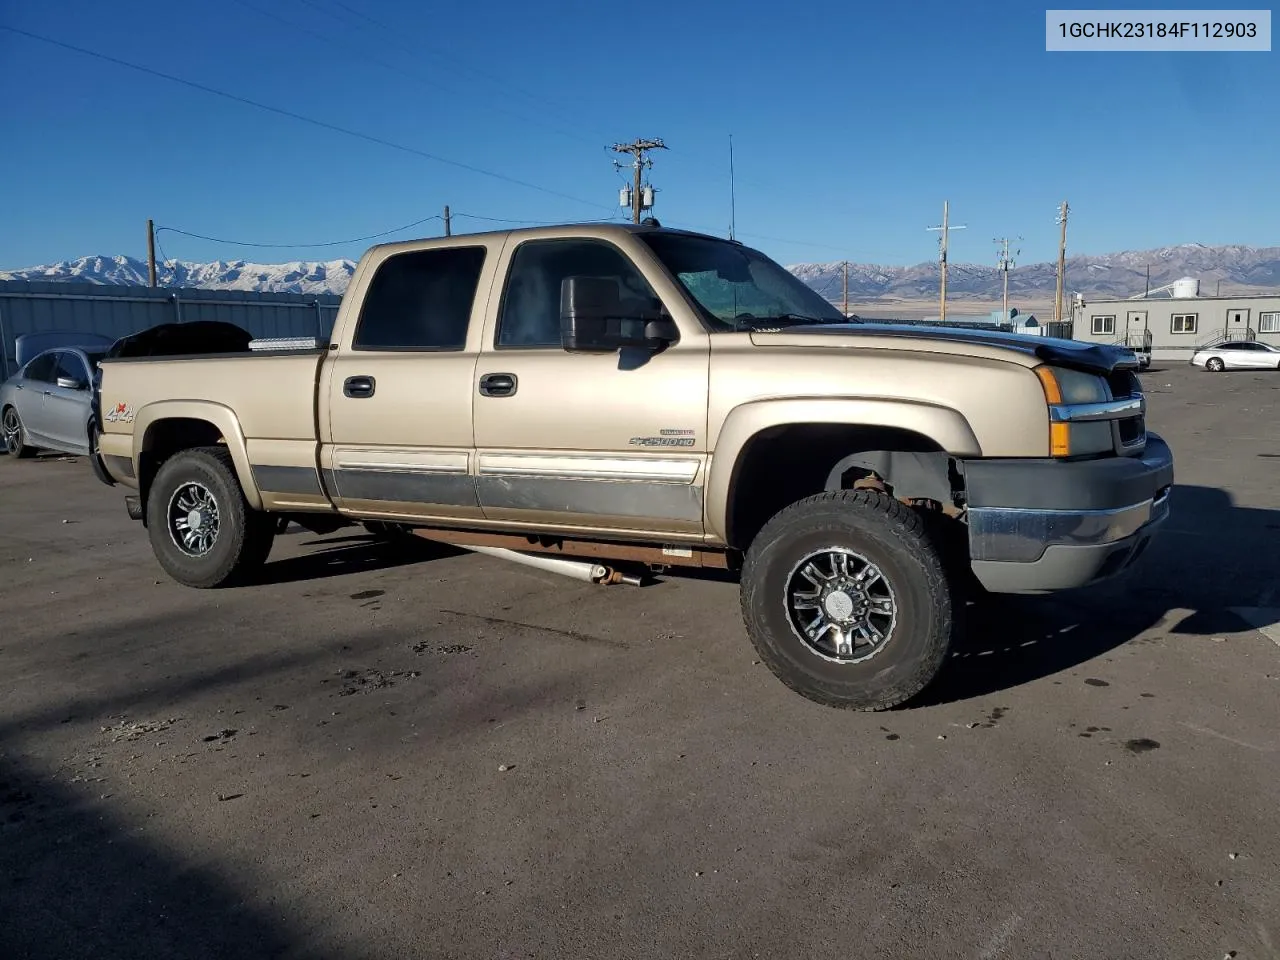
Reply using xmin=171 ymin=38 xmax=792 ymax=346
xmin=1034 ymin=365 xmax=1109 ymax=405
xmin=1033 ymin=365 xmax=1113 ymax=457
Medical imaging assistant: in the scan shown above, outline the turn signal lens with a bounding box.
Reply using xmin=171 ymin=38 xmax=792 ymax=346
xmin=1035 ymin=365 xmax=1063 ymax=404
xmin=1049 ymin=422 xmax=1072 ymax=457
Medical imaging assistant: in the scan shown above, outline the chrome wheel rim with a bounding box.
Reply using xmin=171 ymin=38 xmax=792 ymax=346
xmin=167 ymin=482 xmax=221 ymax=557
xmin=784 ymin=547 xmax=897 ymax=663
xmin=2 ymin=410 xmax=19 ymax=453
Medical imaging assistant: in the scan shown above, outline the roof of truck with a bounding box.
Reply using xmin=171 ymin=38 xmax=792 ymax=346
xmin=367 ymin=220 xmax=736 ymax=254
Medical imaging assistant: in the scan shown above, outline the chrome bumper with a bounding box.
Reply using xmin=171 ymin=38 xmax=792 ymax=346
xmin=968 ymin=487 xmax=1171 ymax=564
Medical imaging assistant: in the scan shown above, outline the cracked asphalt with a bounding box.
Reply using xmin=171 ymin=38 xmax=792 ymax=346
xmin=2 ymin=364 xmax=1278 ymax=959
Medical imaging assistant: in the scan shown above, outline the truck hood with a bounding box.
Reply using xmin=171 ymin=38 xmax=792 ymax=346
xmin=747 ymin=322 xmax=1138 ymax=375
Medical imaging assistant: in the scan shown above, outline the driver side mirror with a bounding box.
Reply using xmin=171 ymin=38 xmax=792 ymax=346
xmin=560 ymin=276 xmax=677 ymax=353
xmin=56 ymin=376 xmax=86 ymax=391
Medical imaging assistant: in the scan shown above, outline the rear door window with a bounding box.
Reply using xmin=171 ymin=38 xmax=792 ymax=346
xmin=352 ymin=246 xmax=487 ymax=351
xmin=23 ymin=353 xmax=57 ymax=382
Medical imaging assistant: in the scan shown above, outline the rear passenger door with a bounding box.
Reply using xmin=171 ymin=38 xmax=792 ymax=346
xmin=320 ymin=240 xmax=502 ymax=523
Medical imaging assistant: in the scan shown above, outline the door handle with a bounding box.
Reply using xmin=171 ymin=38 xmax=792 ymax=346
xmin=343 ymin=375 xmax=376 ymax=399
xmin=478 ymin=372 xmax=518 ymax=398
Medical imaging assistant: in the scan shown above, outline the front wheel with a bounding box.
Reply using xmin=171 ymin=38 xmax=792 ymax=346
xmin=1206 ymin=357 xmax=1225 ymax=372
xmin=740 ymin=490 xmax=953 ymax=710
xmin=145 ymin=447 xmax=276 ymax=588
xmin=2 ymin=406 xmax=36 ymax=458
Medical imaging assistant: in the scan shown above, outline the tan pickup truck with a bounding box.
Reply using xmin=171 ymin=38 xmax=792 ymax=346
xmin=90 ymin=222 xmax=1173 ymax=709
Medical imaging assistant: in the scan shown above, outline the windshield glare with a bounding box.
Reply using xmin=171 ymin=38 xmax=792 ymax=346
xmin=639 ymin=233 xmax=846 ymax=331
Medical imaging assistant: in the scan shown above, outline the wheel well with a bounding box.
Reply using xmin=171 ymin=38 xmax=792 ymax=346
xmin=724 ymin=424 xmax=951 ymax=550
xmin=139 ymin=418 xmax=226 ymax=505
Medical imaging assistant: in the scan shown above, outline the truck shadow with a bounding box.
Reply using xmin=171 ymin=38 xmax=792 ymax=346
xmin=921 ymin=483 xmax=1280 ymax=706
xmin=254 ymin=534 xmax=463 ymax=586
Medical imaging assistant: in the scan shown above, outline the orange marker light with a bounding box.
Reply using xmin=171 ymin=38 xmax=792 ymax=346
xmin=1049 ymin=422 xmax=1072 ymax=457
xmin=1034 ymin=365 xmax=1063 ymax=404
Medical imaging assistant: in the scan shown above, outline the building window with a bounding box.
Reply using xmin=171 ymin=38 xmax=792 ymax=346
xmin=1260 ymin=312 xmax=1280 ymax=334
xmin=1091 ymin=315 xmax=1115 ymax=335
xmin=1171 ymin=313 xmax=1198 ymax=334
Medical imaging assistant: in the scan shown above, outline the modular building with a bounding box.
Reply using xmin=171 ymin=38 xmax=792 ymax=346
xmin=1069 ymin=280 xmax=1280 ymax=361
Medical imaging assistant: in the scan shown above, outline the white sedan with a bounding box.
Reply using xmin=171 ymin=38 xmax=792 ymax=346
xmin=1190 ymin=340 xmax=1280 ymax=372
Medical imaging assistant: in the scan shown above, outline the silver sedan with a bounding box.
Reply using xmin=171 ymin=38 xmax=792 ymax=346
xmin=1190 ymin=340 xmax=1280 ymax=372
xmin=1 ymin=346 xmax=108 ymax=457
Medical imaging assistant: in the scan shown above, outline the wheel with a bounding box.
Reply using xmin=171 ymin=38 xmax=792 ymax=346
xmin=740 ymin=489 xmax=952 ymax=710
xmin=2 ymin=406 xmax=36 ymax=458
xmin=1206 ymin=357 xmax=1225 ymax=372
xmin=145 ymin=446 xmax=275 ymax=588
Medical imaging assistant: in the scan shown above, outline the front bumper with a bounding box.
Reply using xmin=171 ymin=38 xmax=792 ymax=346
xmin=961 ymin=434 xmax=1174 ymax=594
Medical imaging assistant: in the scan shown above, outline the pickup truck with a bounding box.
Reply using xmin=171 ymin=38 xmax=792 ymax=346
xmin=91 ymin=222 xmax=1173 ymax=710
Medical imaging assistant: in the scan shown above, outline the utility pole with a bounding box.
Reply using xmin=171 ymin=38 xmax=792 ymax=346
xmin=146 ymin=218 xmax=157 ymax=288
xmin=612 ymin=138 xmax=666 ymax=224
xmin=728 ymin=134 xmax=736 ymax=240
xmin=443 ymin=205 xmax=451 ymax=237
xmin=1054 ymin=200 xmax=1069 ymax=323
xmin=1145 ymin=263 xmax=1150 ymax=296
xmin=842 ymin=260 xmax=849 ymax=317
xmin=927 ymin=201 xmax=966 ymax=323
xmin=994 ymin=237 xmax=1019 ymax=325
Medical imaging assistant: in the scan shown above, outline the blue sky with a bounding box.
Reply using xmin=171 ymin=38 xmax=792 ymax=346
xmin=2 ymin=0 xmax=1276 ymax=270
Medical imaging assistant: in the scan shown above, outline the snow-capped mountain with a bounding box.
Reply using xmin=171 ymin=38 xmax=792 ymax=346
xmin=788 ymin=243 xmax=1280 ymax=302
xmin=0 ymin=255 xmax=356 ymax=295
xmin=4 ymin=243 xmax=1280 ymax=301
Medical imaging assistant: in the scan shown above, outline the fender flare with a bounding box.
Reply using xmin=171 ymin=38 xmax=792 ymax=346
xmin=131 ymin=400 xmax=263 ymax=510
xmin=706 ymin=397 xmax=981 ymax=543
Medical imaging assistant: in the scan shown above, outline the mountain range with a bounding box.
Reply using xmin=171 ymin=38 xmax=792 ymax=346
xmin=4 ymin=244 xmax=1279 ymax=302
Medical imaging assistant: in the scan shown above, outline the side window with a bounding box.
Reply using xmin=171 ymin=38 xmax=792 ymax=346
xmin=23 ymin=353 xmax=57 ymax=383
xmin=352 ymin=246 xmax=487 ymax=351
xmin=55 ymin=352 xmax=89 ymax=386
xmin=496 ymin=239 xmax=657 ymax=348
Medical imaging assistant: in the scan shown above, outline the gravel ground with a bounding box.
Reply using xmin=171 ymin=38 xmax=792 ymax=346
xmin=1 ymin=363 xmax=1278 ymax=959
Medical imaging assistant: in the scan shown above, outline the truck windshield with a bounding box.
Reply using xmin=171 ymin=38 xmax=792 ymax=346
xmin=638 ymin=233 xmax=847 ymax=331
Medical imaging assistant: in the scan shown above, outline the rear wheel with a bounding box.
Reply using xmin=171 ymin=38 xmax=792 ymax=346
xmin=2 ymin=406 xmax=36 ymax=458
xmin=145 ymin=446 xmax=275 ymax=588
xmin=740 ymin=489 xmax=953 ymax=710
xmin=1206 ymin=357 xmax=1225 ymax=372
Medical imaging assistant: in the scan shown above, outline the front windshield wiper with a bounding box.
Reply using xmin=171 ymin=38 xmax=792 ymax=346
xmin=737 ymin=313 xmax=851 ymax=330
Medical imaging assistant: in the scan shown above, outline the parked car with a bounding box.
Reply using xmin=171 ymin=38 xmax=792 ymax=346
xmin=1 ymin=345 xmax=110 ymax=457
xmin=92 ymin=222 xmax=1171 ymax=711
xmin=1190 ymin=341 xmax=1280 ymax=372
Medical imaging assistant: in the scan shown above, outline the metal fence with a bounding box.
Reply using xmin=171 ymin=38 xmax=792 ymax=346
xmin=0 ymin=279 xmax=343 ymax=379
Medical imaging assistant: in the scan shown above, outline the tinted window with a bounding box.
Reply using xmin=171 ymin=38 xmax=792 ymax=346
xmin=497 ymin=239 xmax=657 ymax=348
xmin=353 ymin=246 xmax=486 ymax=351
xmin=55 ymin=352 xmax=89 ymax=384
xmin=23 ymin=353 xmax=57 ymax=383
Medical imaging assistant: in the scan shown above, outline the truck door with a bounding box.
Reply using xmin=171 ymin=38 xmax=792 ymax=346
xmin=471 ymin=235 xmax=710 ymax=539
xmin=319 ymin=238 xmax=503 ymax=523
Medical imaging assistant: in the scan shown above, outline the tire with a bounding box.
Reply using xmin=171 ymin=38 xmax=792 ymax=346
xmin=2 ymin=406 xmax=36 ymax=458
xmin=740 ymin=489 xmax=952 ymax=710
xmin=1206 ymin=357 xmax=1224 ymax=372
xmin=145 ymin=446 xmax=275 ymax=588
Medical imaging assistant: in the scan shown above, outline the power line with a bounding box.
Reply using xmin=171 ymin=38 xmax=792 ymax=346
xmin=451 ymin=212 xmax=621 ymax=225
xmin=299 ymin=0 xmax=615 ymax=143
xmin=155 ymin=214 xmax=443 ymax=250
xmin=228 ymin=0 xmax=601 ymax=149
xmin=0 ymin=25 xmax=612 ymax=212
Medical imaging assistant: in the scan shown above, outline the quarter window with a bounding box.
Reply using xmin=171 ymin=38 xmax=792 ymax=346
xmin=1090 ymin=315 xmax=1115 ymax=335
xmin=352 ymin=246 xmax=487 ymax=351
xmin=1259 ymin=311 xmax=1280 ymax=334
xmin=1171 ymin=313 xmax=1197 ymax=334
xmin=497 ymin=239 xmax=658 ymax=348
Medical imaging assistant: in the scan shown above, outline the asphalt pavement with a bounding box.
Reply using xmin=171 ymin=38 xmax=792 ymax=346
xmin=2 ymin=363 xmax=1278 ymax=959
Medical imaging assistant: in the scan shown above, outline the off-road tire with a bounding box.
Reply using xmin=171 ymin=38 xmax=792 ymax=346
xmin=740 ymin=489 xmax=953 ymax=710
xmin=145 ymin=446 xmax=275 ymax=588
xmin=2 ymin=406 xmax=36 ymax=458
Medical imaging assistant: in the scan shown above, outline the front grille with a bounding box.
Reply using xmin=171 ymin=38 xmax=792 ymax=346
xmin=1106 ymin=370 xmax=1140 ymax=399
